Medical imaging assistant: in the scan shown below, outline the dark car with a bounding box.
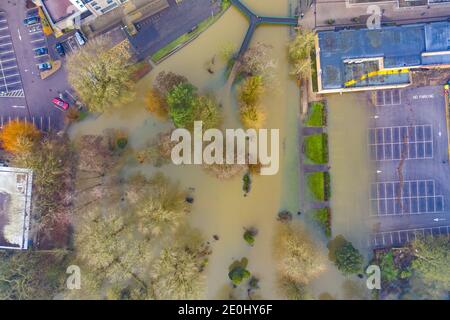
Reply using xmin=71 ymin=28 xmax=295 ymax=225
xmin=23 ymin=16 xmax=40 ymax=25
xmin=55 ymin=43 xmax=65 ymax=57
xmin=34 ymin=47 xmax=48 ymax=56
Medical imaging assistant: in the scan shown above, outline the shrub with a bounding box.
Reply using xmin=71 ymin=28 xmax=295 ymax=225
xmin=228 ymin=258 xmax=251 ymax=286
xmin=328 ymin=235 xmax=364 ymax=275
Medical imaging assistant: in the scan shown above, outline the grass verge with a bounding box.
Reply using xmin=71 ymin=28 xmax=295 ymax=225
xmin=307 ymin=172 xmax=325 ymax=201
xmin=304 ymin=133 xmax=328 ymax=164
xmin=307 ymin=171 xmax=331 ymax=201
xmin=310 ymin=48 xmax=318 ymax=93
xmin=311 ymin=207 xmax=331 ymax=238
xmin=305 ymin=101 xmax=326 ymax=127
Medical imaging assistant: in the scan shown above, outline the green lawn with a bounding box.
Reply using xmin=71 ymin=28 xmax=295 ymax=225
xmin=305 ymin=101 xmax=325 ymax=127
xmin=304 ymin=133 xmax=328 ymax=164
xmin=151 ymin=4 xmax=230 ymax=62
xmin=311 ymin=207 xmax=331 ymax=238
xmin=307 ymin=172 xmax=325 ymax=201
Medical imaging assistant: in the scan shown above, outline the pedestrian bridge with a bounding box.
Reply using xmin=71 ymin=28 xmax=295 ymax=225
xmin=230 ymin=0 xmax=299 ymax=56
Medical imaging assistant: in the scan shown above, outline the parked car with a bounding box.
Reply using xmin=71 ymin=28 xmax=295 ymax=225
xmin=23 ymin=16 xmax=40 ymax=25
xmin=75 ymin=31 xmax=85 ymax=46
xmin=28 ymin=25 xmax=42 ymax=33
xmin=55 ymin=43 xmax=65 ymax=56
xmin=52 ymin=97 xmax=69 ymax=111
xmin=34 ymin=47 xmax=48 ymax=56
xmin=38 ymin=62 xmax=52 ymax=71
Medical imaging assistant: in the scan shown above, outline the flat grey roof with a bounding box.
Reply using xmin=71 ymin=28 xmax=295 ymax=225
xmin=318 ymin=21 xmax=450 ymax=90
xmin=0 ymin=167 xmax=33 ymax=250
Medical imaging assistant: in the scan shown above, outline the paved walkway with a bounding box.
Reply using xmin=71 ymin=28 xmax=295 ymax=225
xmin=230 ymin=0 xmax=298 ymax=56
xmin=302 ymin=126 xmax=324 ymax=135
xmin=304 ymin=164 xmax=329 ymax=173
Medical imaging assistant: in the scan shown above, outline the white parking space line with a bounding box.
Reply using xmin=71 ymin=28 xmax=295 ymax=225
xmin=5 ymin=80 xmax=21 ymax=86
xmin=0 ymin=34 xmax=11 ymax=39
xmin=371 ymin=225 xmax=450 ymax=247
xmin=2 ymin=65 xmax=17 ymax=71
xmin=369 ymin=125 xmax=433 ymax=161
xmin=0 ymin=57 xmax=16 ymax=63
xmin=0 ymin=27 xmax=8 ymax=31
xmin=30 ymin=38 xmax=45 ymax=43
xmin=0 ymin=42 xmax=12 ymax=47
xmin=0 ymin=50 xmax=14 ymax=55
xmin=3 ymin=73 xmax=19 ymax=78
xmin=370 ymin=180 xmax=445 ymax=216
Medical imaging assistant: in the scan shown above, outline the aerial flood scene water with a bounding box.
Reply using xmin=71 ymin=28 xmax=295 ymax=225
xmin=0 ymin=0 xmax=448 ymax=307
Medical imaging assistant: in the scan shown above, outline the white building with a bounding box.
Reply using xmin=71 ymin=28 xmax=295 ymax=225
xmin=0 ymin=167 xmax=33 ymax=250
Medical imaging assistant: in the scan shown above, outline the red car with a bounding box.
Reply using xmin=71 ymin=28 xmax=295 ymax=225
xmin=52 ymin=97 xmax=69 ymax=111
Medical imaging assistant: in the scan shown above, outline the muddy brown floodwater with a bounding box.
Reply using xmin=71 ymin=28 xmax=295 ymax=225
xmin=70 ymin=0 xmax=373 ymax=299
xmin=309 ymin=92 xmax=374 ymax=299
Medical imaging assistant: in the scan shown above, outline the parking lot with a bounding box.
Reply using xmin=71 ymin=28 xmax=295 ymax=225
xmin=367 ymin=85 xmax=450 ymax=247
xmin=0 ymin=2 xmax=79 ymax=133
xmin=25 ymin=8 xmax=52 ymax=72
xmin=0 ymin=11 xmax=24 ymax=98
xmin=370 ymin=225 xmax=450 ymax=248
xmin=0 ymin=114 xmax=53 ymax=132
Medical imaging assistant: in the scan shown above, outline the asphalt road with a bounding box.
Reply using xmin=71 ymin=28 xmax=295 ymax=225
xmin=0 ymin=0 xmax=72 ymax=132
xmin=128 ymin=0 xmax=221 ymax=60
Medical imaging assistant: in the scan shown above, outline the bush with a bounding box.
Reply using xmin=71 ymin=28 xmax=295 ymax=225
xmin=240 ymin=104 xmax=266 ymax=129
xmin=312 ymin=208 xmax=331 ymax=237
xmin=116 ymin=137 xmax=128 ymax=149
xmin=243 ymin=173 xmax=251 ymax=194
xmin=228 ymin=258 xmax=251 ymax=286
xmin=145 ymin=88 xmax=168 ymax=120
xmin=243 ymin=228 xmax=257 ymax=246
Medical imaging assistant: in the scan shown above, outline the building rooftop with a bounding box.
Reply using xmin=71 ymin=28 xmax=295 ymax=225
xmin=317 ymin=21 xmax=450 ymax=91
xmin=42 ymin=0 xmax=78 ymax=23
xmin=0 ymin=167 xmax=33 ymax=250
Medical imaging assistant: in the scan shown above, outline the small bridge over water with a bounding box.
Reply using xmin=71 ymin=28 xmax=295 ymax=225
xmin=231 ymin=0 xmax=299 ymax=57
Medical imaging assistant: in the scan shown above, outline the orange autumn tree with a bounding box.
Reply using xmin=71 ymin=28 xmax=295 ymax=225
xmin=0 ymin=120 xmax=41 ymax=154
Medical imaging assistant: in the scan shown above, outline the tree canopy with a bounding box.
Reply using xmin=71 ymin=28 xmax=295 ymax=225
xmin=275 ymin=222 xmax=327 ymax=285
xmin=411 ymin=236 xmax=450 ymax=290
xmin=288 ymin=30 xmax=316 ymax=79
xmin=66 ymin=36 xmax=135 ymax=113
xmin=328 ymin=235 xmax=364 ymax=275
xmin=167 ymin=83 xmax=197 ymax=128
xmin=0 ymin=120 xmax=41 ymax=154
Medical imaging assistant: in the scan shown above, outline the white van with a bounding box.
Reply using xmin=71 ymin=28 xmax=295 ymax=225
xmin=75 ymin=31 xmax=86 ymax=46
